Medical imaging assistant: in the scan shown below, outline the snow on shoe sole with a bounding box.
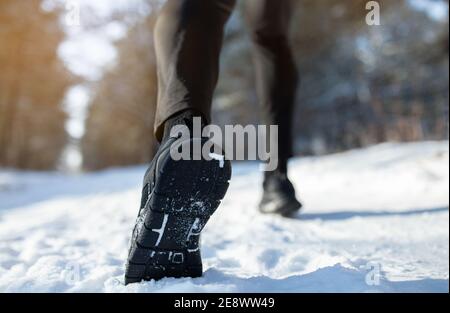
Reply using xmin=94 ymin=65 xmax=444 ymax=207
xmin=125 ymin=138 xmax=231 ymax=284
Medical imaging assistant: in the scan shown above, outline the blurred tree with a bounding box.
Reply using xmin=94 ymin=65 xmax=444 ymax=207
xmin=0 ymin=0 xmax=74 ymax=169
xmin=81 ymin=0 xmax=449 ymax=170
xmin=81 ymin=12 xmax=159 ymax=170
xmin=215 ymin=0 xmax=449 ymax=155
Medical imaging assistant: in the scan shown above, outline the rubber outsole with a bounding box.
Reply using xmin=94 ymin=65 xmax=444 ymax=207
xmin=259 ymin=198 xmax=302 ymax=218
xmin=125 ymin=138 xmax=231 ymax=284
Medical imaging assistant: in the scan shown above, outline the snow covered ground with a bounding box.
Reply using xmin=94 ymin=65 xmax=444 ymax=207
xmin=0 ymin=141 xmax=448 ymax=293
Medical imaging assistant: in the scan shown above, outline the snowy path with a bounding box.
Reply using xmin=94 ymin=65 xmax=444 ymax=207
xmin=0 ymin=142 xmax=448 ymax=292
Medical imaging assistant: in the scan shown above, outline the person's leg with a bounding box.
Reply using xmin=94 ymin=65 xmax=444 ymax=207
xmin=125 ymin=0 xmax=234 ymax=284
xmin=245 ymin=0 xmax=302 ymax=216
xmin=154 ymin=0 xmax=236 ymax=142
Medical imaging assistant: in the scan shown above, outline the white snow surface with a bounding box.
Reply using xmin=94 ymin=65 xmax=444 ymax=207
xmin=0 ymin=141 xmax=448 ymax=293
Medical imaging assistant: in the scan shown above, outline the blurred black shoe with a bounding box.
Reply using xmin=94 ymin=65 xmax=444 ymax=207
xmin=259 ymin=172 xmax=302 ymax=217
xmin=125 ymin=132 xmax=231 ymax=285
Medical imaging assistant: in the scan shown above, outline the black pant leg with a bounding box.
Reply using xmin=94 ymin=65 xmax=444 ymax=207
xmin=245 ymin=0 xmax=299 ymax=172
xmin=153 ymin=0 xmax=236 ymax=141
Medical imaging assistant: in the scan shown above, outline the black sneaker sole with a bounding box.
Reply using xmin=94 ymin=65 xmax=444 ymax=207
xmin=259 ymin=198 xmax=302 ymax=218
xmin=125 ymin=138 xmax=231 ymax=284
